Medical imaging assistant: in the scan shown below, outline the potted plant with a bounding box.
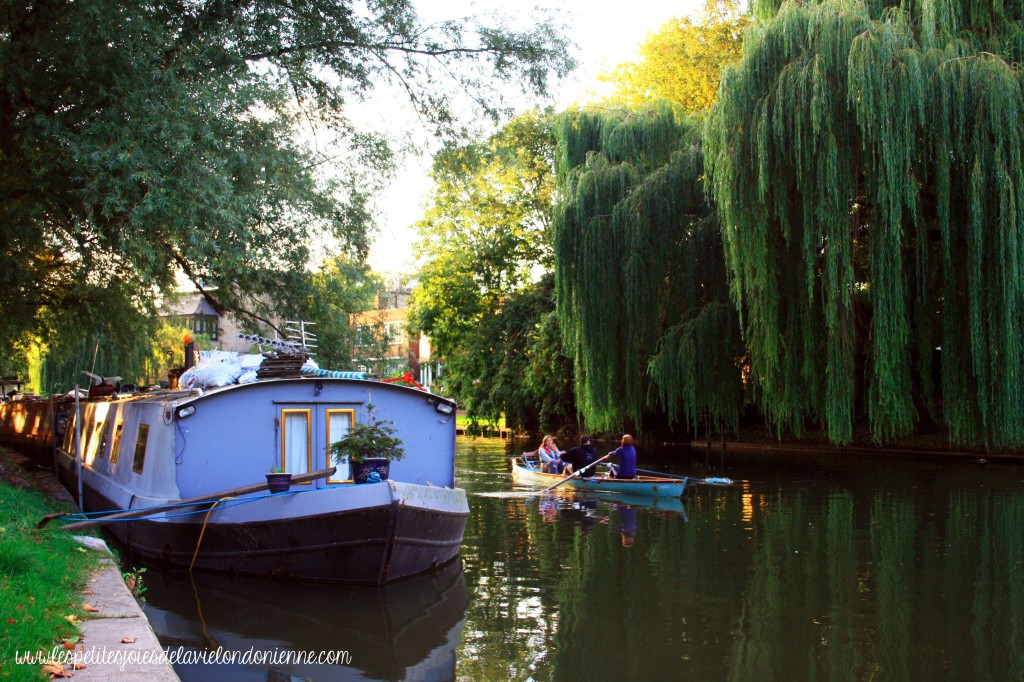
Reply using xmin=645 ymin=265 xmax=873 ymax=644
xmin=328 ymin=404 xmax=405 ymax=483
xmin=266 ymin=467 xmax=292 ymax=494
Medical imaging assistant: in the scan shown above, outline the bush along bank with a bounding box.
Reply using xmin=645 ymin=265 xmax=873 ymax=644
xmin=0 ymin=480 xmax=100 ymax=681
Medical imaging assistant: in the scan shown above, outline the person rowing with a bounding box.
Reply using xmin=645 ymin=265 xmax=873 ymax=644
xmin=606 ymin=434 xmax=637 ymax=479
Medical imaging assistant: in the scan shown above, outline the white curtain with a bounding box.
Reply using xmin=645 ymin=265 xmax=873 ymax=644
xmin=283 ymin=412 xmax=309 ymax=474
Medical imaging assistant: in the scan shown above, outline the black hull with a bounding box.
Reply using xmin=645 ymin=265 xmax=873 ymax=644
xmin=57 ymin=465 xmax=468 ymax=585
xmin=104 ymin=504 xmax=467 ymax=585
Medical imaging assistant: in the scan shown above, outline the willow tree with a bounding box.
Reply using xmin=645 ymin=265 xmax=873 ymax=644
xmin=554 ymin=105 xmax=743 ymax=434
xmin=705 ymin=0 xmax=1024 ymax=446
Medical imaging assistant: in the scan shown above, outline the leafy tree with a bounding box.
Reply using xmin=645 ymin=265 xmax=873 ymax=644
xmin=34 ymin=282 xmax=160 ymax=393
xmin=351 ymin=308 xmax=407 ymax=379
xmin=0 ymin=0 xmax=574 ymax=360
xmin=553 ymin=104 xmax=744 ymax=435
xmin=292 ymin=256 xmax=381 ymax=370
xmin=705 ymin=0 xmax=1024 ymax=446
xmin=411 ymin=110 xmax=574 ymax=431
xmin=598 ymin=0 xmax=748 ymax=112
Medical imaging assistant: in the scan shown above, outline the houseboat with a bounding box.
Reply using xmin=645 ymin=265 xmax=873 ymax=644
xmin=30 ymin=376 xmax=467 ymax=585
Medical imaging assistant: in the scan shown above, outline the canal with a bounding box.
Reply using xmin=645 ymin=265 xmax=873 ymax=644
xmin=141 ymin=437 xmax=1024 ymax=680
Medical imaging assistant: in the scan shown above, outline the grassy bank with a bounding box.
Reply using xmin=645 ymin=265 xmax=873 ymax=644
xmin=0 ymin=482 xmax=99 ymax=681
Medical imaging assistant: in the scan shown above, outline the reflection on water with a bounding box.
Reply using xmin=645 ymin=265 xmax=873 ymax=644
xmin=143 ymin=558 xmax=467 ymax=681
xmin=142 ymin=438 xmax=1024 ymax=680
xmin=456 ymin=439 xmax=1024 ymax=681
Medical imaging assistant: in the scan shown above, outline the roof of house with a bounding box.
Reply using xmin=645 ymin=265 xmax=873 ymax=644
xmin=160 ymin=294 xmax=219 ymax=318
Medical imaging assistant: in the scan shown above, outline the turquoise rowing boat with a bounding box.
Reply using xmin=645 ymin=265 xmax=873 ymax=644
xmin=511 ymin=460 xmax=687 ymax=497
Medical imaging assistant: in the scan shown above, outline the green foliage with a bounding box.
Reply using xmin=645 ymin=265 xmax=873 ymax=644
xmin=0 ymin=482 xmax=101 ymax=674
xmin=705 ymin=0 xmax=1024 ymax=446
xmin=411 ymin=111 xmax=574 ymax=431
xmin=553 ymin=104 xmax=744 ymax=434
xmin=0 ymin=0 xmax=573 ymax=361
xmin=122 ymin=567 xmax=148 ymax=601
xmin=598 ymin=0 xmax=748 ymax=112
xmin=328 ymin=404 xmax=405 ymax=463
xmin=289 ymin=256 xmax=381 ymax=371
xmin=438 ymin=276 xmax=573 ymax=434
xmin=34 ymin=283 xmax=161 ymax=394
xmin=350 ymin=307 xmax=408 ymax=378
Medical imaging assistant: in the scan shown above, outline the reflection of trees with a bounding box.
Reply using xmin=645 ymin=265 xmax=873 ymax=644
xmin=723 ymin=487 xmax=1024 ymax=681
xmin=458 ymin=462 xmax=1024 ymax=680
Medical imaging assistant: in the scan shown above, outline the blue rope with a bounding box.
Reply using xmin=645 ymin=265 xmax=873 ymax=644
xmin=59 ymin=489 xmax=308 ymax=524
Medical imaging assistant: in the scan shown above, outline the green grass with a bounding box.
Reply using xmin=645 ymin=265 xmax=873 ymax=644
xmin=0 ymin=482 xmax=99 ymax=681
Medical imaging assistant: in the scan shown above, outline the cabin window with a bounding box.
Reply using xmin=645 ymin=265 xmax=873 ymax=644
xmin=62 ymin=414 xmax=76 ymax=452
xmin=110 ymin=422 xmax=124 ymax=464
xmin=132 ymin=423 xmax=150 ymax=474
xmin=281 ymin=409 xmax=311 ymax=478
xmin=85 ymin=421 xmax=104 ymax=465
xmin=81 ymin=419 xmax=94 ymax=458
xmin=96 ymin=421 xmax=112 ymax=460
xmin=326 ymin=409 xmax=355 ymax=482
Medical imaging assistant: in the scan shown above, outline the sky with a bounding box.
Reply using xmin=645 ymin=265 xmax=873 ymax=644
xmin=362 ymin=0 xmax=706 ymax=274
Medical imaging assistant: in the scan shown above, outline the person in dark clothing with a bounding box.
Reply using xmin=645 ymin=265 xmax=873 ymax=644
xmin=606 ymin=434 xmax=637 ymax=479
xmin=561 ymin=435 xmax=599 ymax=477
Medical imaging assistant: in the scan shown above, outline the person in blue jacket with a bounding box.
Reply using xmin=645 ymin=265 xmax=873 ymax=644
xmin=607 ymin=434 xmax=637 ymax=479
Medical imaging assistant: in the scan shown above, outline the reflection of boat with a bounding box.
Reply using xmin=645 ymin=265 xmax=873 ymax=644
xmin=143 ymin=559 xmax=468 ymax=681
xmin=584 ymin=491 xmax=688 ymax=517
xmin=47 ymin=377 xmax=468 ymax=584
xmin=512 ymin=460 xmax=687 ymax=497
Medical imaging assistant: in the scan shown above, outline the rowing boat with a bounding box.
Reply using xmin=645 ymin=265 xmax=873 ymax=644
xmin=511 ymin=459 xmax=687 ymax=497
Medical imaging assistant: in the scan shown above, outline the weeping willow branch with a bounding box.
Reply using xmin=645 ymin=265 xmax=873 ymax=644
xmin=553 ymin=104 xmax=744 ymax=434
xmin=706 ymin=0 xmax=1024 ymax=447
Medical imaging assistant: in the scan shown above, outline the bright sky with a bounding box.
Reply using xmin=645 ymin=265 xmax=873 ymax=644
xmin=363 ymin=0 xmax=706 ymax=274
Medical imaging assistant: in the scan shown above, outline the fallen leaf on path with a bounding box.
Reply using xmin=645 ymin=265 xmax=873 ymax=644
xmin=41 ymin=661 xmax=72 ymax=678
xmin=72 ymin=663 xmax=86 ymax=670
xmin=63 ymin=614 xmax=80 ymax=625
xmin=82 ymin=603 xmax=98 ymax=613
xmin=121 ymin=636 xmax=137 ymax=644
xmin=80 ymin=589 xmax=93 ymax=595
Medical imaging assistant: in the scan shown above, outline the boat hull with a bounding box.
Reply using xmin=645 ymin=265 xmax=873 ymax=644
xmin=76 ymin=479 xmax=468 ymax=585
xmin=511 ymin=462 xmax=687 ymax=497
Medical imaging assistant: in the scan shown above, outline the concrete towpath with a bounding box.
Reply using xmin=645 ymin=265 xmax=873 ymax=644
xmin=0 ymin=447 xmax=179 ymax=681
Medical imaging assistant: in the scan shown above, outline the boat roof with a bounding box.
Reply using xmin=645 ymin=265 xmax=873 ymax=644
xmin=174 ymin=375 xmax=458 ymax=410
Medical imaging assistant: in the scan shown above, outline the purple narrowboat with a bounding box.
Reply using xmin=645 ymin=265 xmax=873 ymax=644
xmin=50 ymin=377 xmax=467 ymax=584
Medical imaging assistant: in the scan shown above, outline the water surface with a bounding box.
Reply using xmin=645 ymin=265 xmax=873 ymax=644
xmin=141 ymin=437 xmax=1024 ymax=680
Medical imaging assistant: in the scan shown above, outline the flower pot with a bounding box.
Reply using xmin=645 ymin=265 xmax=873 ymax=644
xmin=266 ymin=472 xmax=292 ymax=493
xmin=351 ymin=457 xmax=390 ymax=484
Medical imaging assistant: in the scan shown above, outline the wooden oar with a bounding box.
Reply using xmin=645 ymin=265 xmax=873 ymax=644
xmin=538 ymin=453 xmax=612 ymax=494
xmin=39 ymin=467 xmax=337 ymax=531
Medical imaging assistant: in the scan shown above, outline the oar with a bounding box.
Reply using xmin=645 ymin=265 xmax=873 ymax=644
xmin=635 ymin=466 xmax=733 ymax=485
xmin=40 ymin=467 xmax=337 ymax=531
xmin=538 ymin=453 xmax=612 ymax=494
